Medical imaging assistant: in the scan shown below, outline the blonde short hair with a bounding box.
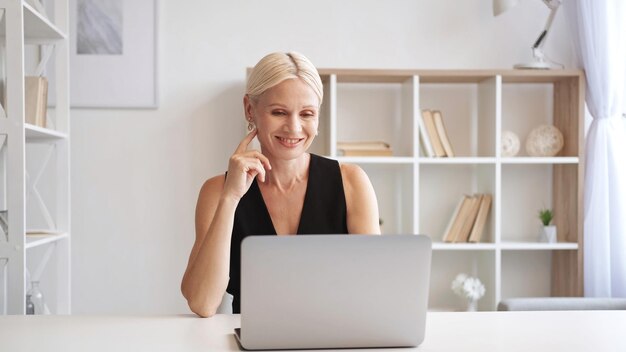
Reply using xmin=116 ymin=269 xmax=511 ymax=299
xmin=246 ymin=52 xmax=323 ymax=106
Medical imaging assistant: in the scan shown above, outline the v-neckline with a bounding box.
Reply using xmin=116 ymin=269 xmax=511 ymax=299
xmin=253 ymin=154 xmax=314 ymax=236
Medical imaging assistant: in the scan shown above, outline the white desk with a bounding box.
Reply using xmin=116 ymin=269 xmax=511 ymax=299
xmin=1 ymin=311 xmax=624 ymax=351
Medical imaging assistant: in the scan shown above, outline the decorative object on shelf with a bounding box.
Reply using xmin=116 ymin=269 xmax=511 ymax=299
xmin=493 ymin=0 xmax=563 ymax=70
xmin=451 ymin=273 xmax=486 ymax=312
xmin=538 ymin=208 xmax=557 ymax=243
xmin=26 ymin=280 xmax=50 ymax=315
xmin=525 ymin=125 xmax=564 ymax=156
xmin=501 ymin=130 xmax=520 ymax=157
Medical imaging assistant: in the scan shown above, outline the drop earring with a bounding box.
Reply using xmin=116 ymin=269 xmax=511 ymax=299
xmin=247 ymin=122 xmax=255 ymax=131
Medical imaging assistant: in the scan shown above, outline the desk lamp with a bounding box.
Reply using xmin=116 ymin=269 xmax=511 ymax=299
xmin=494 ymin=0 xmax=562 ymax=69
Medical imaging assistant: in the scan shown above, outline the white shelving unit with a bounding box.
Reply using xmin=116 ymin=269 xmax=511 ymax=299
xmin=0 ymin=0 xmax=70 ymax=314
xmin=312 ymin=69 xmax=585 ymax=311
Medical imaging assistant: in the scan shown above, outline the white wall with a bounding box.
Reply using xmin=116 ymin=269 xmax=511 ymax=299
xmin=70 ymin=0 xmax=576 ymax=314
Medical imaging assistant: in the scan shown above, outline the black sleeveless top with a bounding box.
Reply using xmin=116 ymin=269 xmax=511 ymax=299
xmin=227 ymin=153 xmax=348 ymax=313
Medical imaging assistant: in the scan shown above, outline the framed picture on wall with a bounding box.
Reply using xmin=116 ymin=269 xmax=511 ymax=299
xmin=68 ymin=0 xmax=158 ymax=108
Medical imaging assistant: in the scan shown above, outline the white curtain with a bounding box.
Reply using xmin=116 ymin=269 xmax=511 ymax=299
xmin=565 ymin=0 xmax=626 ymax=297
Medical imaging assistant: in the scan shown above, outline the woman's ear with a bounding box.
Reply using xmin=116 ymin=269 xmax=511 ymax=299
xmin=243 ymin=95 xmax=254 ymax=122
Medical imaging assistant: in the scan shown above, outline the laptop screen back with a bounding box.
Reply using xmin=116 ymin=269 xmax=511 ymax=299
xmin=239 ymin=234 xmax=432 ymax=350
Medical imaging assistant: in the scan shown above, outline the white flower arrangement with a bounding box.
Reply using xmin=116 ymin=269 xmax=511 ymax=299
xmin=451 ymin=273 xmax=486 ymax=301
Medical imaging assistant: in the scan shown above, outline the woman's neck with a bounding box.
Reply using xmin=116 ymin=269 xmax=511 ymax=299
xmin=262 ymin=153 xmax=310 ymax=192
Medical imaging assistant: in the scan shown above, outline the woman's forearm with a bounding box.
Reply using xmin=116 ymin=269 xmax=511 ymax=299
xmin=181 ymin=196 xmax=238 ymax=317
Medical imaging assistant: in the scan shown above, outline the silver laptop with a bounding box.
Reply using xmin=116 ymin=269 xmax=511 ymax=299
xmin=235 ymin=234 xmax=432 ymax=350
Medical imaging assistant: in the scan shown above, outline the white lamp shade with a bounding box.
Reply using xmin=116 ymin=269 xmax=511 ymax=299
xmin=493 ymin=0 xmax=520 ymax=16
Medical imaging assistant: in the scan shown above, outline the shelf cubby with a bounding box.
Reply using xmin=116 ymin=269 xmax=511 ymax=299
xmin=334 ymin=75 xmax=415 ymax=157
xmin=429 ymin=250 xmax=497 ymax=312
xmin=501 ymin=251 xmax=553 ymax=300
xmin=359 ymin=163 xmax=414 ymax=235
xmin=419 ymin=164 xmax=496 ymax=243
xmin=418 ymin=76 xmax=497 ymax=158
xmin=501 ymin=164 xmax=553 ymax=242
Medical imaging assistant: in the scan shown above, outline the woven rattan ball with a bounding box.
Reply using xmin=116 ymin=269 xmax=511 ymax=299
xmin=525 ymin=125 xmax=564 ymax=157
xmin=501 ymin=130 xmax=520 ymax=157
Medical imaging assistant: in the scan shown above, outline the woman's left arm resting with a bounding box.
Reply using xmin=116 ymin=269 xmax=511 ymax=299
xmin=341 ymin=163 xmax=381 ymax=235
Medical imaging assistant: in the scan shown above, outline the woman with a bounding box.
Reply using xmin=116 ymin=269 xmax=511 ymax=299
xmin=181 ymin=52 xmax=380 ymax=318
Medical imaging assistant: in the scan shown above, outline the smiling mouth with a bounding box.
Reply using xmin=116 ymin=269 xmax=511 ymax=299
xmin=276 ymin=136 xmax=304 ymax=146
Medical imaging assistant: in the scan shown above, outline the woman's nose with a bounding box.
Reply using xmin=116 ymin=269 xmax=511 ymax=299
xmin=285 ymin=114 xmax=302 ymax=132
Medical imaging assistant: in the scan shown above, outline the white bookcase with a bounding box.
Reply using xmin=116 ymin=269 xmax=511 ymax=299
xmin=0 ymin=0 xmax=70 ymax=314
xmin=311 ymin=69 xmax=584 ymax=311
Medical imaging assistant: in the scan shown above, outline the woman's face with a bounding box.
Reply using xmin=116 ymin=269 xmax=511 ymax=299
xmin=247 ymin=78 xmax=320 ymax=160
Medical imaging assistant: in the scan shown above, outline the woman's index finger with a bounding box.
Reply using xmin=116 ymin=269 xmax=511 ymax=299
xmin=235 ymin=129 xmax=257 ymax=153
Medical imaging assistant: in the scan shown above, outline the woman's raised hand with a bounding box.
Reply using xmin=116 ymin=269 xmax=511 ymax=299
xmin=222 ymin=129 xmax=272 ymax=202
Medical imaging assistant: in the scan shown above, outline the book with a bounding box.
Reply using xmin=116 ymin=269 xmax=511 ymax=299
xmin=468 ymin=194 xmax=492 ymax=243
xmin=417 ymin=110 xmax=434 ymax=157
xmin=25 ymin=76 xmax=48 ymax=128
xmin=442 ymin=196 xmax=466 ymax=242
xmin=421 ymin=110 xmax=446 ymax=157
xmin=337 ymin=140 xmax=392 ymax=157
xmin=454 ymin=195 xmax=482 ymax=243
xmin=443 ymin=195 xmax=472 ymax=242
xmin=432 ymin=110 xmax=454 ymax=157
xmin=337 ymin=141 xmax=390 ymax=150
xmin=339 ymin=149 xmax=393 ymax=156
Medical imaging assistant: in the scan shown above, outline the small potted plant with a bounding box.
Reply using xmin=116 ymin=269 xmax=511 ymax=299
xmin=538 ymin=208 xmax=557 ymax=243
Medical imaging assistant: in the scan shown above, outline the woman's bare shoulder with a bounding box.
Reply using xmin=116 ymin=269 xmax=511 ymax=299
xmin=338 ymin=162 xmax=380 ymax=234
xmin=339 ymin=163 xmax=370 ymax=188
xmin=196 ymin=174 xmax=226 ymax=217
xmin=200 ymin=174 xmax=226 ymax=196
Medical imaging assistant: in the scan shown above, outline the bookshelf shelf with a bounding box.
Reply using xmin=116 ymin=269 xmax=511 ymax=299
xmin=432 ymin=242 xmax=497 ymax=251
xmin=25 ymin=124 xmax=68 ymax=141
xmin=0 ymin=2 xmax=67 ymax=43
xmin=418 ymin=157 xmax=497 ymax=164
xmin=335 ymin=156 xmax=415 ymax=164
xmin=500 ymin=157 xmax=579 ymax=164
xmin=499 ymin=241 xmax=578 ymax=250
xmin=249 ymin=68 xmax=584 ymax=312
xmin=25 ymin=232 xmax=69 ymax=250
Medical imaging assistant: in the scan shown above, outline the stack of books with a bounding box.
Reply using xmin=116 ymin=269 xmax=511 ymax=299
xmin=442 ymin=193 xmax=492 ymax=243
xmin=419 ymin=109 xmax=454 ymax=157
xmin=337 ymin=141 xmax=393 ymax=157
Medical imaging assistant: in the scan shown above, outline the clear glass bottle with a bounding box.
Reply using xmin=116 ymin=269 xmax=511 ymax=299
xmin=25 ymin=293 xmax=35 ymax=315
xmin=26 ymin=281 xmax=46 ymax=315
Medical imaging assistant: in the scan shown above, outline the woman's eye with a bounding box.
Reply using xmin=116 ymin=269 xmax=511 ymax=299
xmin=272 ymin=111 xmax=286 ymax=116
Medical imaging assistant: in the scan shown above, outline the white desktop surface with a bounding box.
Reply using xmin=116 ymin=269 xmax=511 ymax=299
xmin=0 ymin=311 xmax=624 ymax=351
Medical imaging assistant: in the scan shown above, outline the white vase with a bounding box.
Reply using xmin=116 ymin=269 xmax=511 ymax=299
xmin=467 ymin=299 xmax=478 ymax=312
xmin=541 ymin=225 xmax=557 ymax=243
